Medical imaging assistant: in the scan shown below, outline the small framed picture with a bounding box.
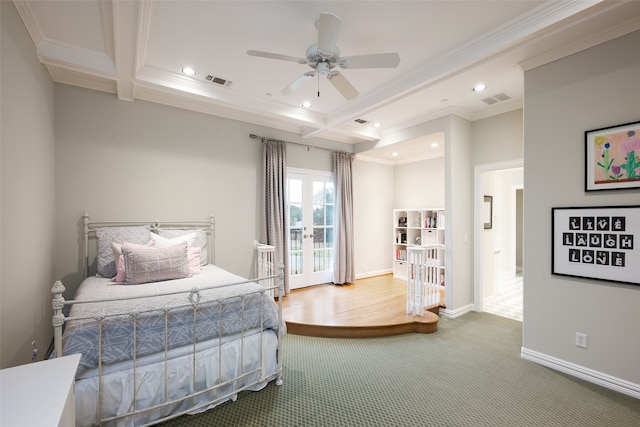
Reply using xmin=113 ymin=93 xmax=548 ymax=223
xmin=585 ymin=120 xmax=640 ymax=191
xmin=415 ymin=236 xmax=421 ymax=245
xmin=483 ymin=196 xmax=493 ymax=229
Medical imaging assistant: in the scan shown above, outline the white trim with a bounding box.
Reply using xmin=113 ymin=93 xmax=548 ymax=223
xmin=287 ymin=167 xmax=332 ymax=177
xmin=440 ymin=303 xmax=474 ymax=319
xmin=473 ymin=160 xmax=523 ymax=313
xmin=510 ymin=184 xmax=524 ymax=276
xmin=521 ymin=347 xmax=640 ymax=399
xmin=355 ymin=269 xmax=393 ymax=280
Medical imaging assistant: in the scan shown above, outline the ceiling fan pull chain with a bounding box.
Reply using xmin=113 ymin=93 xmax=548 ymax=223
xmin=317 ymin=73 xmax=320 ymax=97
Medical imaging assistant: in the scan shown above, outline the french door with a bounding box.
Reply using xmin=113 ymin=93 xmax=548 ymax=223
xmin=287 ymin=169 xmax=334 ymax=289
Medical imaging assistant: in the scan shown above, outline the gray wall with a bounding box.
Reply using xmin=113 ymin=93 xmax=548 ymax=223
xmin=1 ymin=1 xmax=56 ymax=368
xmin=523 ymin=30 xmax=640 ymax=385
xmin=352 ymin=159 xmax=394 ymax=277
xmin=53 ymin=86 xmax=352 ymax=299
xmin=472 ymin=109 xmax=523 ymax=165
xmin=394 ymin=157 xmax=445 ymax=209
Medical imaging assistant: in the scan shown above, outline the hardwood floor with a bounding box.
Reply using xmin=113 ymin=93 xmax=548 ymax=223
xmin=281 ymin=274 xmax=441 ymax=338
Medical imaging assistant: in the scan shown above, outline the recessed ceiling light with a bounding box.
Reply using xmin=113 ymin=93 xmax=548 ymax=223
xmin=302 ymin=101 xmax=312 ymax=108
xmin=181 ymin=67 xmax=196 ymax=76
xmin=473 ymin=83 xmax=487 ymax=92
xmin=431 ymin=142 xmax=439 ymax=148
xmin=373 ymin=122 xmax=381 ymax=128
xmin=392 ymin=152 xmax=399 ymax=157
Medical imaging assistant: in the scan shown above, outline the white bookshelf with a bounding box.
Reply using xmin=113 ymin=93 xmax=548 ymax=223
xmin=393 ymin=208 xmax=445 ymax=283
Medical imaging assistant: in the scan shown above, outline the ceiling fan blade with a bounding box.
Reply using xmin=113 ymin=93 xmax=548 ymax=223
xmin=317 ymin=12 xmax=342 ymax=52
xmin=340 ymin=53 xmax=400 ymax=69
xmin=247 ymin=50 xmax=306 ymax=64
xmin=280 ymin=71 xmax=316 ymax=95
xmin=327 ymin=71 xmax=359 ymax=100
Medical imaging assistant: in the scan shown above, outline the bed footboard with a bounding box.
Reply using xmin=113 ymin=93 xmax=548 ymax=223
xmin=51 ymin=263 xmax=285 ymax=426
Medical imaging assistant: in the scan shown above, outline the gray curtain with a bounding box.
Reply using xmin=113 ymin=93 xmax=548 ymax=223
xmin=333 ymin=152 xmax=355 ymax=284
xmin=260 ymin=140 xmax=290 ymax=295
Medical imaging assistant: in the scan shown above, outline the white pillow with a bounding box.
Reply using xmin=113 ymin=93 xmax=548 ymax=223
xmin=157 ymin=229 xmax=209 ymax=266
xmin=150 ymin=231 xmax=196 ymax=248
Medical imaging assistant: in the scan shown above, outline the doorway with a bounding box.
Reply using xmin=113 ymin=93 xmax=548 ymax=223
xmin=474 ymin=161 xmax=523 ymax=321
xmin=287 ymin=169 xmax=335 ymax=289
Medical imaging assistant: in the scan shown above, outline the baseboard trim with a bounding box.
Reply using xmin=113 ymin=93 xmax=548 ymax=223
xmin=440 ymin=303 xmax=474 ymax=318
xmin=521 ymin=347 xmax=640 ymax=399
xmin=355 ymin=269 xmax=392 ymax=280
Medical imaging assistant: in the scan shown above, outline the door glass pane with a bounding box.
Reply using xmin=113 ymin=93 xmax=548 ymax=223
xmin=313 ymin=204 xmax=324 ymax=226
xmin=289 ymin=179 xmax=302 ymax=203
xmin=288 ymin=178 xmax=303 ymax=276
xmin=325 ymin=182 xmax=334 ymax=203
xmin=326 ymin=204 xmax=333 ymax=226
xmin=289 ymin=227 xmax=303 ymax=275
xmin=313 ymin=181 xmax=324 ymax=203
xmin=312 ymin=179 xmax=334 ymax=273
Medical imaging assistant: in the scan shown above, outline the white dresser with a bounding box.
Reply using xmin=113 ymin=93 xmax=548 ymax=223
xmin=0 ymin=353 xmax=80 ymax=427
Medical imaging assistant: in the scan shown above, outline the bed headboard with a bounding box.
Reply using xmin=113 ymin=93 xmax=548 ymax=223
xmin=82 ymin=211 xmax=215 ymax=277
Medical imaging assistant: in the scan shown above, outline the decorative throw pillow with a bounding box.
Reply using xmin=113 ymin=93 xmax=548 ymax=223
xmin=122 ymin=242 xmax=191 ymax=285
xmin=95 ymin=226 xmax=150 ymax=277
xmin=112 ymin=241 xmax=155 ymax=283
xmin=157 ymin=229 xmax=209 ymax=266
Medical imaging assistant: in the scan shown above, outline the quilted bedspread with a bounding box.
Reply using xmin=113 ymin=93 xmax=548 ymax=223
xmin=62 ymin=265 xmax=281 ymax=374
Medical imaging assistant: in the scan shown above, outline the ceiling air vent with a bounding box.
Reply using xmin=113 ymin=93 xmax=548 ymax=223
xmin=204 ymin=75 xmax=232 ymax=87
xmin=481 ymin=92 xmax=511 ymax=105
xmin=354 ymin=118 xmax=369 ymax=124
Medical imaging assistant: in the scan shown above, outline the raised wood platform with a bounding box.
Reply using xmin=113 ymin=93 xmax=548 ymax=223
xmin=281 ymin=274 xmax=442 ymax=338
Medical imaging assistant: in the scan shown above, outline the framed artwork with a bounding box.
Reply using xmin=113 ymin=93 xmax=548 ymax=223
xmin=483 ymin=196 xmax=493 ymax=229
xmin=552 ymin=205 xmax=640 ymax=286
xmin=585 ymin=120 xmax=640 ymax=191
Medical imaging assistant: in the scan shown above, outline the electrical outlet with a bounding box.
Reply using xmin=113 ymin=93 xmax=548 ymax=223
xmin=576 ymin=332 xmax=588 ymax=348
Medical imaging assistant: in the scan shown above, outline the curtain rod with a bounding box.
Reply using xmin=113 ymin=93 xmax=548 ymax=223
xmin=249 ymin=133 xmax=353 ymax=156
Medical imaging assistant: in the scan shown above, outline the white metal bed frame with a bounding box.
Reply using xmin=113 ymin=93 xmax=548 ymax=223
xmin=51 ymin=212 xmax=284 ymax=426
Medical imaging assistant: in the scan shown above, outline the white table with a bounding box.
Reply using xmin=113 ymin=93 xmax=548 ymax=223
xmin=0 ymin=354 xmax=80 ymax=427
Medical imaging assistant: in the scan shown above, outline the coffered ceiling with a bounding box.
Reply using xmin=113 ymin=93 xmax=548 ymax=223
xmin=12 ymin=1 xmax=640 ymax=162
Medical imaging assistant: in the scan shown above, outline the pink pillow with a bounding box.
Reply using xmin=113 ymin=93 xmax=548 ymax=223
xmin=187 ymin=246 xmax=202 ymax=275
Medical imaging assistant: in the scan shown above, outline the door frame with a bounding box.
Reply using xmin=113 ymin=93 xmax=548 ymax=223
xmin=287 ymin=167 xmax=334 ymax=289
xmin=473 ymin=160 xmax=523 ymax=312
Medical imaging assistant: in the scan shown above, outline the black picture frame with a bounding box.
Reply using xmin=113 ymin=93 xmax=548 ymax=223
xmin=551 ymin=205 xmax=640 ymax=286
xmin=483 ymin=196 xmax=493 ymax=230
xmin=585 ymin=120 xmax=640 ymax=191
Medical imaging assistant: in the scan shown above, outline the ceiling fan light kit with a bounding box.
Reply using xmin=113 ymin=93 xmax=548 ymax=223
xmin=247 ymin=12 xmax=400 ymax=101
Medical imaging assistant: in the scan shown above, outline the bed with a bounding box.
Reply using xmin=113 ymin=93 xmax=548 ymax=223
xmin=50 ymin=213 xmax=284 ymax=426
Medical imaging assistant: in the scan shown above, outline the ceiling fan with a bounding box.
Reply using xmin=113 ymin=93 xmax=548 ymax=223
xmin=247 ymin=12 xmax=400 ymax=101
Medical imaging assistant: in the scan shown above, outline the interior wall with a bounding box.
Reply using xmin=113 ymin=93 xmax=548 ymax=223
xmin=53 ymin=86 xmax=355 ymax=299
xmin=1 ymin=1 xmax=56 ymax=368
xmin=472 ymin=109 xmax=523 ymax=165
xmin=445 ymin=115 xmax=474 ymax=312
xmin=523 ymin=29 xmax=640 ymax=387
xmin=352 ymin=159 xmax=394 ymax=277
xmin=497 ymin=169 xmax=523 ymax=272
xmin=393 ymin=157 xmax=445 ymax=209
xmin=515 ymin=189 xmax=523 ymax=271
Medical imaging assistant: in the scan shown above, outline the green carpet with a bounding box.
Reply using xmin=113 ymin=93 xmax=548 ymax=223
xmin=159 ymin=312 xmax=640 ymax=426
